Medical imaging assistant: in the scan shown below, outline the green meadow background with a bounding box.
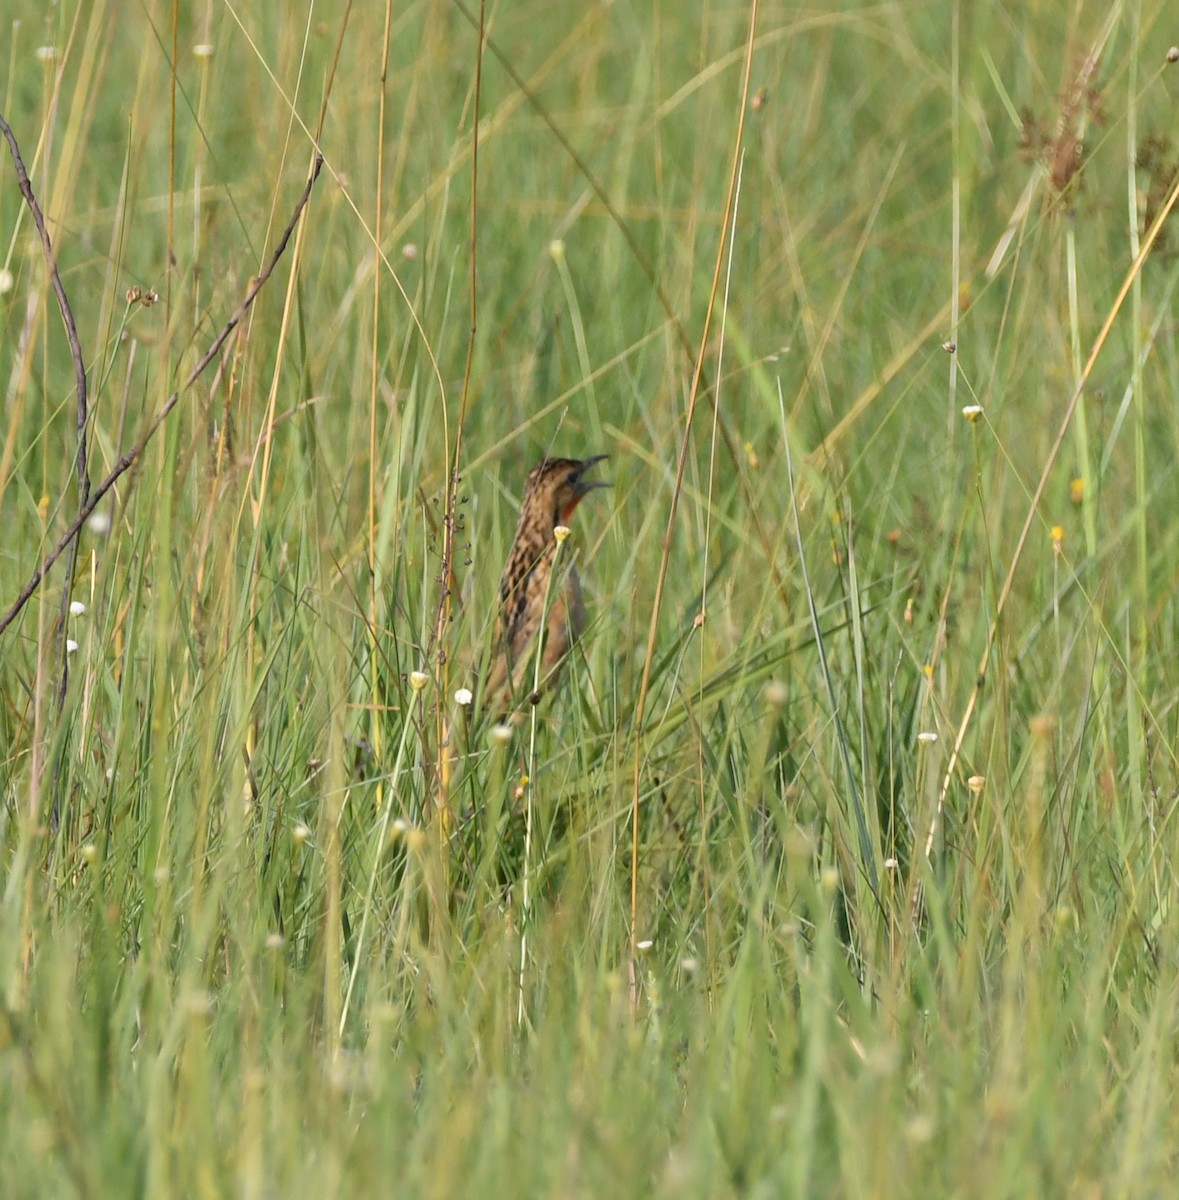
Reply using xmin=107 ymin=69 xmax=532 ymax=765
xmin=3 ymin=0 xmax=1179 ymax=1194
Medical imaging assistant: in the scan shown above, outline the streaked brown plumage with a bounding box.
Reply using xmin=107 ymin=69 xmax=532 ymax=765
xmin=483 ymin=455 xmax=608 ymax=713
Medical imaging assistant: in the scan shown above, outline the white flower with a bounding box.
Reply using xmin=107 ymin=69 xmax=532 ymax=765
xmin=489 ymin=723 xmax=514 ymax=747
xmin=65 ymin=639 xmax=78 ymax=653
xmin=961 ymin=405 xmax=983 ymax=423
xmin=917 ymin=731 xmax=938 ymax=744
xmin=454 ymin=687 xmax=473 ymax=706
xmin=0 ymin=268 xmax=14 ymax=295
xmin=87 ymin=511 xmax=111 ymax=534
xmin=553 ymin=525 xmax=571 ymax=544
xmin=69 ymin=600 xmax=86 ymax=616
xmin=409 ymin=670 xmax=429 ymax=692
xmin=193 ymin=43 xmax=215 ymax=59
xmin=549 ymin=239 xmax=566 ymax=262
xmin=35 ymin=46 xmax=56 ymax=62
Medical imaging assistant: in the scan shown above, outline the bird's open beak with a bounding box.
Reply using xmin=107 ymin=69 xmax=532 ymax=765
xmin=571 ymin=454 xmax=610 ymax=498
xmin=560 ymin=455 xmax=609 ymax=521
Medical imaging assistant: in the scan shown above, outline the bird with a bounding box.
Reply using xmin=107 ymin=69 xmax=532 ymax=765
xmin=483 ymin=455 xmax=608 ymax=714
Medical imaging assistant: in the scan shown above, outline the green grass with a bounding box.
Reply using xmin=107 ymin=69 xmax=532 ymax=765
xmin=4 ymin=0 xmax=1179 ymax=1195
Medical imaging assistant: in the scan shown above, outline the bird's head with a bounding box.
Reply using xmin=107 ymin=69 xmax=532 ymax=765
xmin=524 ymin=455 xmax=609 ymax=525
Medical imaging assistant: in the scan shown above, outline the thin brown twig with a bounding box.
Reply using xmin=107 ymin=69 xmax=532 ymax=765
xmin=426 ymin=0 xmax=485 ymax=837
xmin=0 ymin=114 xmax=90 ymax=507
xmin=449 ymin=0 xmax=791 ymax=615
xmin=0 ymin=153 xmax=325 ymax=641
xmin=0 ymin=112 xmax=92 ymax=701
xmin=628 ymin=0 xmax=760 ymax=1016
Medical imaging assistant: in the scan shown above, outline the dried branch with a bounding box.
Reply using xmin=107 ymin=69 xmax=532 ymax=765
xmin=0 ymin=113 xmax=90 ymax=504
xmin=0 ymin=153 xmax=325 ymax=640
xmin=0 ymin=112 xmax=93 ymax=700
